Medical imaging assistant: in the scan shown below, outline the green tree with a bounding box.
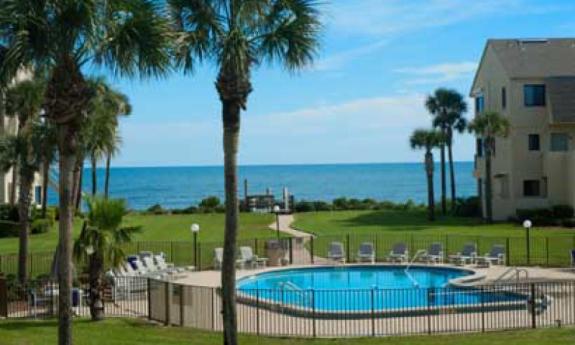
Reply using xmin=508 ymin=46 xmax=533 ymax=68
xmin=4 ymin=77 xmax=46 ymax=282
xmin=468 ymin=111 xmax=510 ymax=223
xmin=169 ymin=1 xmax=321 ymax=344
xmin=73 ymin=196 xmax=140 ymax=321
xmin=410 ymin=129 xmax=444 ymax=221
xmin=425 ymin=88 xmax=467 ymax=214
xmin=0 ymin=1 xmax=171 ymax=343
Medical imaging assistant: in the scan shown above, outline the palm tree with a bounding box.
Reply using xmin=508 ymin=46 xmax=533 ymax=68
xmin=5 ymin=78 xmax=46 ymax=282
xmin=425 ymin=88 xmax=467 ymax=214
xmin=0 ymin=1 xmax=171 ymax=343
xmin=410 ymin=129 xmax=444 ymax=221
xmin=169 ymin=1 xmax=321 ymax=344
xmin=37 ymin=119 xmax=58 ymax=218
xmin=468 ymin=111 xmax=510 ymax=223
xmin=73 ymin=196 xmax=140 ymax=321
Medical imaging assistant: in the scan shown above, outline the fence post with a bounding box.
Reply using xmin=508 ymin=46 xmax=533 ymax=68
xmin=0 ymin=273 xmax=7 ymax=318
xmin=179 ymin=285 xmax=185 ymax=327
xmin=545 ymin=237 xmax=549 ymax=266
xmin=147 ymin=279 xmax=152 ymax=320
xmin=426 ymin=289 xmax=432 ymax=335
xmin=310 ymin=237 xmax=314 ymax=264
xmin=256 ymin=289 xmax=260 ymax=336
xmin=312 ymin=289 xmax=316 ymax=338
xmin=289 ymin=238 xmax=294 ymax=265
xmin=506 ymin=237 xmax=510 ymax=266
xmin=165 ymin=281 xmax=172 ymax=326
xmin=346 ymin=234 xmax=350 ymax=263
xmin=211 ymin=288 xmax=216 ymax=331
xmin=371 ymin=288 xmax=375 ymax=337
xmin=530 ymin=283 xmax=536 ymax=329
xmin=445 ymin=235 xmax=449 ymax=257
xmin=480 ymin=286 xmax=485 ymax=333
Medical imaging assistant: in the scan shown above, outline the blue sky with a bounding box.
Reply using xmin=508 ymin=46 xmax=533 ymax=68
xmin=103 ymin=0 xmax=575 ymax=167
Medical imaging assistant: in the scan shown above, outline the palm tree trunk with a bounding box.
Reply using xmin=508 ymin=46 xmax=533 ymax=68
xmin=73 ymin=156 xmax=83 ymax=212
xmin=57 ymin=124 xmax=76 ymax=345
xmin=448 ymin=140 xmax=456 ymax=212
xmin=425 ymin=151 xmax=435 ymax=221
xmin=221 ymin=99 xmax=240 ymax=345
xmin=17 ymin=170 xmax=34 ymax=283
xmin=104 ymin=152 xmax=111 ymax=199
xmin=91 ymin=154 xmax=97 ymax=196
xmin=88 ymin=247 xmax=105 ymax=321
xmin=10 ymin=164 xmax=17 ymax=205
xmin=484 ymin=142 xmax=493 ymax=223
xmin=440 ymin=142 xmax=446 ymax=215
xmin=41 ymin=159 xmax=49 ymax=218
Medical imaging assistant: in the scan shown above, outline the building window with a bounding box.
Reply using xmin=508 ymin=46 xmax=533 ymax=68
xmin=528 ymin=134 xmax=540 ymax=151
xmin=501 ymin=87 xmax=506 ymax=109
xmin=475 ymin=96 xmax=484 ymax=113
xmin=550 ymin=133 xmax=569 ymax=152
xmin=523 ymin=180 xmax=541 ymax=197
xmin=524 ymin=84 xmax=545 ymax=106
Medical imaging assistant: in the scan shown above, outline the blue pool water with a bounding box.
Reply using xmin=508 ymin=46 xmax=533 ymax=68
xmin=237 ymin=266 xmax=525 ymax=312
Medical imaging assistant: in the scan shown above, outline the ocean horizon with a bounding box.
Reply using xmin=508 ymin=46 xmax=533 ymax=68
xmin=49 ymin=162 xmax=477 ymax=210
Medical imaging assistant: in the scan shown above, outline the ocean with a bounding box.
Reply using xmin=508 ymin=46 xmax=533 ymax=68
xmin=49 ymin=162 xmax=477 ymax=210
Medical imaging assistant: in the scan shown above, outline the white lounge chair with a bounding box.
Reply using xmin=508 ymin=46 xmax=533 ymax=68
xmin=238 ymin=246 xmax=268 ymax=269
xmin=356 ymin=242 xmax=375 ymax=263
xmin=387 ymin=243 xmax=408 ymax=263
xmin=154 ymin=254 xmax=194 ymax=273
xmin=328 ymin=242 xmax=346 ymax=263
xmin=421 ymin=243 xmax=444 ymax=264
xmin=476 ymin=244 xmax=506 ymax=267
xmin=449 ymin=243 xmax=477 ymax=265
xmin=213 ymin=248 xmax=224 ymax=269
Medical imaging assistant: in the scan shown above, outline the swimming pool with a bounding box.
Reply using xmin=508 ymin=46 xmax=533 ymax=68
xmin=237 ymin=266 xmax=526 ymax=314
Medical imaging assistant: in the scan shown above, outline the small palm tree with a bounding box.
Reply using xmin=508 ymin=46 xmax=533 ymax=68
xmin=73 ymin=196 xmax=140 ymax=321
xmin=468 ymin=111 xmax=510 ymax=223
xmin=0 ymin=1 xmax=171 ymax=339
xmin=425 ymin=88 xmax=467 ymax=214
xmin=4 ymin=77 xmax=46 ymax=282
xmin=410 ymin=129 xmax=444 ymax=221
xmin=169 ymin=1 xmax=321 ymax=343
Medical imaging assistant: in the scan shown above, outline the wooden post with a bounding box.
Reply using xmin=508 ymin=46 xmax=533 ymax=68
xmin=0 ymin=273 xmax=7 ymax=318
xmin=165 ymin=281 xmax=172 ymax=326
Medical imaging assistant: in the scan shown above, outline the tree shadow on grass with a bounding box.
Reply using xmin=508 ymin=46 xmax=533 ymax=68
xmin=334 ymin=210 xmax=484 ymax=232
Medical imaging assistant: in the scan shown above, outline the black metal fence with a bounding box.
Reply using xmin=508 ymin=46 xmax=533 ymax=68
xmin=0 ymin=276 xmax=148 ymax=319
xmin=1 ymin=232 xmax=575 ymax=278
xmin=148 ymin=280 xmax=575 ymax=337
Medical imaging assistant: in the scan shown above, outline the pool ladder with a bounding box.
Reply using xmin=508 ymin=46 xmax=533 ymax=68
xmin=404 ymin=250 xmax=427 ymax=287
xmin=278 ymin=282 xmax=313 ymax=307
xmin=494 ymin=267 xmax=529 ymax=283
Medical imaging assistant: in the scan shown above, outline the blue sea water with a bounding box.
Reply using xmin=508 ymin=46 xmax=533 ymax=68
xmin=49 ymin=162 xmax=476 ymax=210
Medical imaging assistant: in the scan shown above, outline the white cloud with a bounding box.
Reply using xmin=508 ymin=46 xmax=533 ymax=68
xmin=395 ymin=62 xmax=477 ymax=85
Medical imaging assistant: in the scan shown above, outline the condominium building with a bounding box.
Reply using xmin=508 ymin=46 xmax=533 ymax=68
xmin=471 ymin=38 xmax=575 ymax=221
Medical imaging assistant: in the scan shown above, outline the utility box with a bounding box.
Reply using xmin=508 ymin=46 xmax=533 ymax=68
xmin=265 ymin=240 xmax=286 ymax=267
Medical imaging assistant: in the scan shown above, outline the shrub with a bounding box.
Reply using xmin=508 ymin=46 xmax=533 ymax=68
xmin=516 ymin=208 xmax=556 ymax=226
xmin=172 ymin=205 xmax=198 ymax=214
xmin=312 ymin=201 xmax=332 ymax=211
xmin=561 ymin=218 xmax=575 ymax=228
xmin=0 ymin=220 xmax=19 ymax=237
xmin=454 ymin=197 xmax=481 ymax=217
xmin=294 ymin=201 xmax=315 ymax=213
xmin=0 ymin=204 xmax=19 ymax=222
xmin=31 ymin=218 xmax=52 ymax=234
xmin=146 ymin=204 xmax=166 ymax=214
xmin=552 ymin=205 xmax=574 ymax=219
xmin=199 ymin=196 xmax=221 ymax=210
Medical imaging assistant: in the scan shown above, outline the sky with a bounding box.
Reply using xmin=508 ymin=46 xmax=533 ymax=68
xmin=100 ymin=0 xmax=575 ymax=167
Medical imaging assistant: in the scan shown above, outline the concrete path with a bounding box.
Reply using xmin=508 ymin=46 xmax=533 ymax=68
xmin=268 ymin=214 xmax=312 ymax=238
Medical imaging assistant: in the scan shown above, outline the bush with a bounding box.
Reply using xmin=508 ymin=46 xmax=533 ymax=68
xmin=561 ymin=218 xmax=575 ymax=228
xmin=172 ymin=205 xmax=198 ymax=214
xmin=31 ymin=218 xmax=52 ymax=234
xmin=454 ymin=197 xmax=481 ymax=217
xmin=146 ymin=204 xmax=166 ymax=215
xmin=312 ymin=201 xmax=332 ymax=211
xmin=516 ymin=208 xmax=556 ymax=226
xmin=552 ymin=205 xmax=574 ymax=219
xmin=0 ymin=204 xmax=19 ymax=222
xmin=0 ymin=220 xmax=19 ymax=237
xmin=199 ymin=196 xmax=220 ymax=210
xmin=294 ymin=201 xmax=315 ymax=213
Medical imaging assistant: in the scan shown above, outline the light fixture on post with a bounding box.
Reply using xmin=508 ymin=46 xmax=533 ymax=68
xmin=190 ymin=223 xmax=200 ymax=267
xmin=273 ymin=205 xmax=281 ymax=239
xmin=523 ymin=219 xmax=532 ymax=265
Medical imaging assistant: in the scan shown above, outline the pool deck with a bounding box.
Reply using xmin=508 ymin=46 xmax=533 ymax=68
xmin=173 ymin=263 xmax=575 ymax=288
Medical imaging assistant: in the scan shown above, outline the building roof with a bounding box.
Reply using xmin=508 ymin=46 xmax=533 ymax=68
xmin=488 ymin=38 xmax=575 ymax=78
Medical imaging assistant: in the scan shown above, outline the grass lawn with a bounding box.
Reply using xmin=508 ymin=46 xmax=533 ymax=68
xmin=294 ymin=210 xmax=575 ymax=266
xmin=0 ymin=319 xmax=573 ymax=345
xmin=0 ymin=213 xmax=275 ymax=254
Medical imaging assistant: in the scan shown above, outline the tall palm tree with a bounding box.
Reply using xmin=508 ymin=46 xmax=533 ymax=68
xmin=73 ymin=196 xmax=140 ymax=321
xmin=468 ymin=111 xmax=510 ymax=223
xmin=169 ymin=1 xmax=321 ymax=344
xmin=0 ymin=1 xmax=171 ymax=343
xmin=410 ymin=129 xmax=444 ymax=221
xmin=37 ymin=119 xmax=58 ymax=218
xmin=425 ymin=88 xmax=467 ymax=214
xmin=5 ymin=77 xmax=46 ymax=282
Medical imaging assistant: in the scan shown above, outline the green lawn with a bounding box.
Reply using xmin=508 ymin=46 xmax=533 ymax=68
xmin=0 ymin=213 xmax=275 ymax=254
xmin=294 ymin=210 xmax=575 ymax=266
xmin=0 ymin=319 xmax=573 ymax=345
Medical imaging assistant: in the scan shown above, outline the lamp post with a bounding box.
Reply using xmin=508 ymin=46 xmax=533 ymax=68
xmin=191 ymin=223 xmax=200 ymax=268
xmin=523 ymin=219 xmax=532 ymax=265
xmin=273 ymin=205 xmax=281 ymax=239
